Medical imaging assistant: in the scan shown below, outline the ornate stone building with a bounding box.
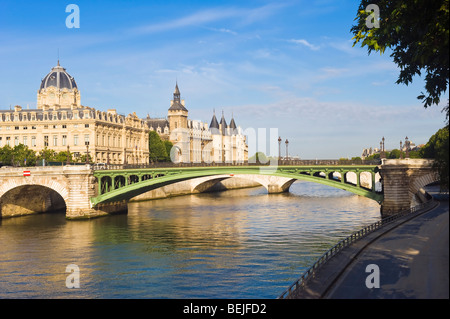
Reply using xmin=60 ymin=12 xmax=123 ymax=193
xmin=0 ymin=61 xmax=149 ymax=165
xmin=146 ymin=83 xmax=248 ymax=164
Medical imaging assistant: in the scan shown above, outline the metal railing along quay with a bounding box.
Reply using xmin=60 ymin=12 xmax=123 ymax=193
xmin=278 ymin=199 xmax=438 ymax=299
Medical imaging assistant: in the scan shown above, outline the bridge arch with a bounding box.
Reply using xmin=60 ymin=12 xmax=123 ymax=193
xmin=190 ymin=174 xmax=297 ymax=194
xmin=0 ymin=182 xmax=68 ymax=218
xmin=409 ymin=171 xmax=440 ymax=201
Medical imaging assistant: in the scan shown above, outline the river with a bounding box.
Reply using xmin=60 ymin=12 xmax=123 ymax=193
xmin=0 ymin=181 xmax=380 ymax=298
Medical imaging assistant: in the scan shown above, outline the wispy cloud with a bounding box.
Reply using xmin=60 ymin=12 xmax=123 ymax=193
xmin=288 ymin=39 xmax=320 ymax=51
xmin=206 ymin=27 xmax=238 ymax=35
xmin=130 ymin=4 xmax=285 ymax=35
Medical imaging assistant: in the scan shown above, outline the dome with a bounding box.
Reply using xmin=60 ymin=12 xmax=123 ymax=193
xmin=39 ymin=61 xmax=78 ymax=91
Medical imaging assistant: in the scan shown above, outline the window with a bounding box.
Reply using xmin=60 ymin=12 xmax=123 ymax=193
xmin=74 ymin=135 xmax=78 ymax=146
xmin=62 ymin=124 xmax=67 ymax=129
xmin=6 ymin=136 xmax=11 ymax=146
xmin=84 ymin=134 xmax=90 ymax=145
xmin=85 ymin=124 xmax=89 ymax=128
xmin=14 ymin=136 xmax=19 ymax=146
xmin=62 ymin=135 xmax=67 ymax=146
xmin=32 ymin=126 xmax=36 ymax=129
xmin=53 ymin=125 xmax=57 ymax=129
xmin=0 ymin=137 xmax=2 ymax=147
xmin=15 ymin=126 xmax=19 ymax=130
xmin=44 ymin=135 xmax=49 ymax=147
xmin=23 ymin=126 xmax=28 ymax=130
xmin=31 ymin=136 xmax=36 ymax=147
xmin=23 ymin=136 xmax=28 ymax=146
xmin=53 ymin=135 xmax=58 ymax=146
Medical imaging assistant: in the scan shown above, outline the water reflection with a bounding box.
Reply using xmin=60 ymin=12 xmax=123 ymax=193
xmin=0 ymin=181 xmax=380 ymax=298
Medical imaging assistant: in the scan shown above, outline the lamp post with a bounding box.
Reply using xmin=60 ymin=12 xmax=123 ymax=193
xmin=85 ymin=141 xmax=90 ymax=164
xmin=285 ymin=139 xmax=289 ymax=160
xmin=400 ymin=140 xmax=403 ymax=159
xmin=380 ymin=137 xmax=386 ymax=159
xmin=405 ymin=136 xmax=410 ymax=158
xmin=278 ymin=136 xmax=282 ymax=162
xmin=66 ymin=145 xmax=70 ymax=165
xmin=107 ymin=148 xmax=110 ymax=166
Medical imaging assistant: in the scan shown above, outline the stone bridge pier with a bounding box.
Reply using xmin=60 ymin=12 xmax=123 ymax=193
xmin=379 ymin=159 xmax=439 ymax=217
xmin=0 ymin=166 xmax=126 ymax=219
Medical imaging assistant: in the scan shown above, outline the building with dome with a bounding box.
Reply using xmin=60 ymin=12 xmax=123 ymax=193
xmin=146 ymin=83 xmax=248 ymax=164
xmin=0 ymin=61 xmax=149 ymax=165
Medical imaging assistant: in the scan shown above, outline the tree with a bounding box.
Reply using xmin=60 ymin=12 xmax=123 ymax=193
xmin=53 ymin=151 xmax=72 ymax=163
xmin=0 ymin=145 xmax=13 ymax=166
xmin=163 ymin=140 xmax=174 ymax=161
xmin=12 ymin=144 xmax=37 ymax=167
xmin=420 ymin=126 xmax=449 ymax=190
xmin=37 ymin=148 xmax=57 ymax=163
xmin=148 ymin=131 xmax=168 ymax=162
xmin=388 ymin=149 xmax=402 ymax=159
xmin=351 ymin=0 xmax=449 ymax=118
xmin=249 ymin=152 xmax=268 ymax=163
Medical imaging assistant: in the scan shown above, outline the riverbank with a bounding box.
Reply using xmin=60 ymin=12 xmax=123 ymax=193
xmin=287 ymin=191 xmax=449 ymax=299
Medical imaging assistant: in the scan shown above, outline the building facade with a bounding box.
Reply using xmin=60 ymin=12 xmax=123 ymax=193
xmin=0 ymin=62 xmax=149 ymax=165
xmin=146 ymin=84 xmax=248 ymax=164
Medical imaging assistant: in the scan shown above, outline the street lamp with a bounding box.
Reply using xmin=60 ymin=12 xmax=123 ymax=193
xmin=66 ymin=145 xmax=70 ymax=165
xmin=285 ymin=139 xmax=289 ymax=160
xmin=85 ymin=141 xmax=90 ymax=164
xmin=400 ymin=140 xmax=403 ymax=159
xmin=405 ymin=136 xmax=410 ymax=158
xmin=278 ymin=136 xmax=282 ymax=161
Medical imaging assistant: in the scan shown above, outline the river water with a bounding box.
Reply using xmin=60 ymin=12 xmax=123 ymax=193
xmin=0 ymin=181 xmax=380 ymax=299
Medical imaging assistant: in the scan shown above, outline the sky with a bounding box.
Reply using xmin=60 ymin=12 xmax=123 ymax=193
xmin=0 ymin=0 xmax=447 ymax=159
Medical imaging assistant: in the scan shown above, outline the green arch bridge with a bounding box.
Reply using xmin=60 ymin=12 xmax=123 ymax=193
xmin=91 ymin=165 xmax=383 ymax=207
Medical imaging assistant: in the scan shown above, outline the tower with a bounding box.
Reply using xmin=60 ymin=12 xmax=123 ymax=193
xmin=168 ymin=82 xmax=188 ymax=130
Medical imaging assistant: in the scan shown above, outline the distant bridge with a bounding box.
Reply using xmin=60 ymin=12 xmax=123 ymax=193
xmin=0 ymin=159 xmax=439 ymax=219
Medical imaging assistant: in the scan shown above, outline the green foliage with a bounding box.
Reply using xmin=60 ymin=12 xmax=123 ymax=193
xmin=249 ymin=152 xmax=268 ymax=163
xmin=388 ymin=149 xmax=402 ymax=159
xmin=351 ymin=0 xmax=449 ymax=115
xmin=12 ymin=144 xmax=37 ymax=167
xmin=0 ymin=145 xmax=14 ymax=166
xmin=149 ymin=131 xmax=169 ymax=162
xmin=420 ymin=126 xmax=449 ymax=190
xmin=53 ymin=151 xmax=72 ymax=163
xmin=37 ymin=148 xmax=57 ymax=162
xmin=163 ymin=140 xmax=173 ymax=160
xmin=0 ymin=145 xmax=37 ymax=167
xmin=351 ymin=156 xmax=362 ymax=164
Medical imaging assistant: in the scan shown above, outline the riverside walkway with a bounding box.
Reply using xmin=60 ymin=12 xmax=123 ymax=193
xmin=286 ymin=189 xmax=449 ymax=299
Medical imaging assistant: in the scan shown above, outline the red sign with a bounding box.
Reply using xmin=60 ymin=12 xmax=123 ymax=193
xmin=23 ymin=171 xmax=31 ymax=176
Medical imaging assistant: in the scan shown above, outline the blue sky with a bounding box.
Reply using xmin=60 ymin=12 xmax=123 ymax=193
xmin=0 ymin=0 xmax=447 ymax=158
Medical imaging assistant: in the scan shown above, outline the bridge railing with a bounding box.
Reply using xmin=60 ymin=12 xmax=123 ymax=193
xmin=92 ymin=159 xmax=381 ymax=171
xmin=278 ymin=199 xmax=438 ymax=299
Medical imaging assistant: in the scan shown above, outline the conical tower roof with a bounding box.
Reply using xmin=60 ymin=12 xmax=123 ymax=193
xmin=209 ymin=110 xmax=219 ymax=130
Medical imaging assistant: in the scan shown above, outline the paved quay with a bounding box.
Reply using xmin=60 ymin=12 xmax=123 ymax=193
xmin=292 ymin=196 xmax=449 ymax=299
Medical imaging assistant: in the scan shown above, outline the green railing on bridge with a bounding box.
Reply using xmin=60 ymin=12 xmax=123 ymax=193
xmin=91 ymin=165 xmax=383 ymax=206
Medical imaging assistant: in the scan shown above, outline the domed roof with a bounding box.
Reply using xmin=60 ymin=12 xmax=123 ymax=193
xmin=39 ymin=61 xmax=78 ymax=91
